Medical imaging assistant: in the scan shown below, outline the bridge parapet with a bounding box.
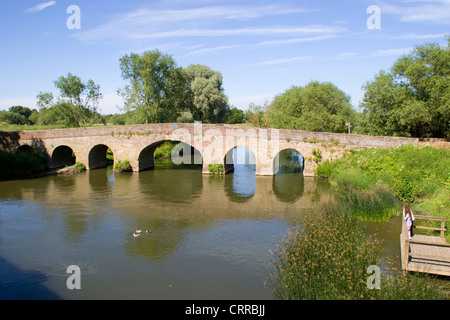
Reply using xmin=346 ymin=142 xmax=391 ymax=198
xmin=2 ymin=124 xmax=449 ymax=176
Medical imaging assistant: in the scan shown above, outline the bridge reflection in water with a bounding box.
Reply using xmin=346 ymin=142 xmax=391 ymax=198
xmin=0 ymin=146 xmax=333 ymax=299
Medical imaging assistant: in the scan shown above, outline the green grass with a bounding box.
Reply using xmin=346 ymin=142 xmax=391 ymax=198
xmin=270 ymin=204 xmax=446 ymax=300
xmin=315 ymin=145 xmax=450 ymax=222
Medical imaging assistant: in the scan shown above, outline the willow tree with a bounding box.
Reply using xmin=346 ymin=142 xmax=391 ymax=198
xmin=118 ymin=50 xmax=191 ymax=124
xmin=185 ymin=64 xmax=229 ymax=123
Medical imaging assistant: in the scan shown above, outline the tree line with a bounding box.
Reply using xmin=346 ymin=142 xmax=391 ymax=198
xmin=1 ymin=39 xmax=448 ymax=138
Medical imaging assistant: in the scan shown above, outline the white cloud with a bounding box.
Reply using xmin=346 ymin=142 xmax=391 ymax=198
xmin=380 ymin=0 xmax=450 ymax=24
xmin=188 ymin=45 xmax=243 ymax=55
xmin=391 ymin=32 xmax=448 ymax=39
xmin=243 ymin=56 xmax=311 ymax=67
xmin=73 ymin=4 xmax=325 ymax=44
xmin=258 ymin=34 xmax=339 ymax=46
xmin=25 ymin=1 xmax=56 ymax=13
xmin=366 ymin=47 xmax=412 ymax=57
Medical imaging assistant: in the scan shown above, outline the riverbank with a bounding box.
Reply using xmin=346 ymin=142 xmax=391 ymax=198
xmin=0 ymin=149 xmax=48 ymax=181
xmin=270 ymin=203 xmax=447 ymax=300
xmin=315 ymin=145 xmax=449 ymax=229
xmin=270 ymin=145 xmax=449 ymax=300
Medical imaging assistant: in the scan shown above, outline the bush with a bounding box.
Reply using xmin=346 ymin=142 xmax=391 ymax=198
xmin=0 ymin=150 xmax=48 ymax=180
xmin=208 ymin=164 xmax=224 ymax=175
xmin=114 ymin=160 xmax=133 ymax=173
xmin=314 ymin=145 xmax=449 ymax=221
xmin=316 ymin=145 xmax=449 ymax=201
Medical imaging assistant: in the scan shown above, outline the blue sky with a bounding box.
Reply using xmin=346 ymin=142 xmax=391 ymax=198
xmin=0 ymin=0 xmax=448 ymax=115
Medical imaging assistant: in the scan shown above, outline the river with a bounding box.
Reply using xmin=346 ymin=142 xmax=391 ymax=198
xmin=0 ymin=149 xmax=401 ymax=300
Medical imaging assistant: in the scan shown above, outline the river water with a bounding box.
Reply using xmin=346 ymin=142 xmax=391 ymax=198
xmin=0 ymin=152 xmax=401 ymax=300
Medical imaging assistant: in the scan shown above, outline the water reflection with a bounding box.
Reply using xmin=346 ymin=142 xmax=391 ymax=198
xmin=274 ymin=149 xmax=304 ymax=174
xmin=0 ymin=162 xmax=337 ymax=300
xmin=224 ymin=147 xmax=256 ymax=202
xmin=273 ymin=174 xmax=305 ymax=203
xmin=139 ymin=167 xmax=203 ymax=204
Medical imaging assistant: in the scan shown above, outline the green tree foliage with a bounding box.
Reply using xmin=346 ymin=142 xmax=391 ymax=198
xmin=225 ymin=107 xmax=244 ymax=124
xmin=361 ymin=40 xmax=449 ymax=138
xmin=9 ymin=106 xmax=34 ymax=120
xmin=185 ymin=64 xmax=229 ymax=123
xmin=0 ymin=111 xmax=28 ymax=125
xmin=54 ymin=73 xmax=102 ymax=112
xmin=245 ymin=102 xmax=270 ymax=128
xmin=0 ymin=106 xmax=36 ymax=125
xmin=118 ymin=49 xmax=191 ymax=124
xmin=36 ymin=73 xmax=103 ymax=127
xmin=268 ymin=81 xmax=356 ymax=133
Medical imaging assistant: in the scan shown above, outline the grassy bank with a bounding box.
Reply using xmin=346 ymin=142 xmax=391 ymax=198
xmin=270 ymin=204 xmax=446 ymax=300
xmin=0 ymin=150 xmax=48 ymax=180
xmin=315 ymin=145 xmax=449 ymax=225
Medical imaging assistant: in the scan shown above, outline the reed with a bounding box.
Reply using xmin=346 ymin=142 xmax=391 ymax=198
xmin=270 ymin=204 xmax=445 ymax=300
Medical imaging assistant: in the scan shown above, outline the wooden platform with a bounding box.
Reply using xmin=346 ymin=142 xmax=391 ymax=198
xmin=400 ymin=215 xmax=450 ymax=276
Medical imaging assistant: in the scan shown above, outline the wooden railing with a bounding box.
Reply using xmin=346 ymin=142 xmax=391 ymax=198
xmin=401 ymin=215 xmax=450 ymax=275
xmin=413 ymin=215 xmax=447 ymax=238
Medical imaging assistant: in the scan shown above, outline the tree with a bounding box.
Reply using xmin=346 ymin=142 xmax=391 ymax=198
xmin=36 ymin=73 xmax=103 ymax=127
xmin=9 ymin=106 xmax=33 ymax=120
xmin=245 ymin=102 xmax=270 ymax=128
xmin=185 ymin=64 xmax=229 ymax=123
xmin=268 ymin=81 xmax=356 ymax=133
xmin=0 ymin=111 xmax=27 ymax=125
xmin=226 ymin=107 xmax=244 ymax=124
xmin=361 ymin=39 xmax=449 ymax=138
xmin=54 ymin=73 xmax=102 ymax=114
xmin=118 ymin=49 xmax=191 ymax=124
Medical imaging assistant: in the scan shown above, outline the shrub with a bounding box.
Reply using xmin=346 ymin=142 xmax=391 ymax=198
xmin=114 ymin=160 xmax=133 ymax=173
xmin=0 ymin=149 xmax=48 ymax=180
xmin=208 ymin=164 xmax=224 ymax=175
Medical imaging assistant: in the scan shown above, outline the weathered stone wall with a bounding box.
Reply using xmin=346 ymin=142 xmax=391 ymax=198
xmin=1 ymin=124 xmax=448 ymax=176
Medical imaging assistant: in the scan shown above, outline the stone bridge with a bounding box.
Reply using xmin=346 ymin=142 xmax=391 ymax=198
xmin=1 ymin=123 xmax=448 ymax=177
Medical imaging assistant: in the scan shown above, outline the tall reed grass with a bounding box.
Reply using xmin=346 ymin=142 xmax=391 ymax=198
xmin=269 ymin=205 xmax=446 ymax=300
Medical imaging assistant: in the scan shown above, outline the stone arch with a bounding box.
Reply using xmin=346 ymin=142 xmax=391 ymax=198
xmin=17 ymin=144 xmax=33 ymax=153
xmin=273 ymin=148 xmax=305 ymax=175
xmin=51 ymin=146 xmax=76 ymax=169
xmin=223 ymin=146 xmax=256 ymax=202
xmin=89 ymin=144 xmax=114 ymax=170
xmin=138 ymin=140 xmax=203 ymax=172
xmin=223 ymin=145 xmax=257 ymax=174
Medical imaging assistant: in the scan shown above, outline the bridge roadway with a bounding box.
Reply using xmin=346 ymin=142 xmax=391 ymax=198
xmin=1 ymin=123 xmax=448 ymax=177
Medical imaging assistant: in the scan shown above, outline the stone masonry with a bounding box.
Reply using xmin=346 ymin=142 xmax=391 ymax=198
xmin=1 ymin=123 xmax=448 ymax=177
